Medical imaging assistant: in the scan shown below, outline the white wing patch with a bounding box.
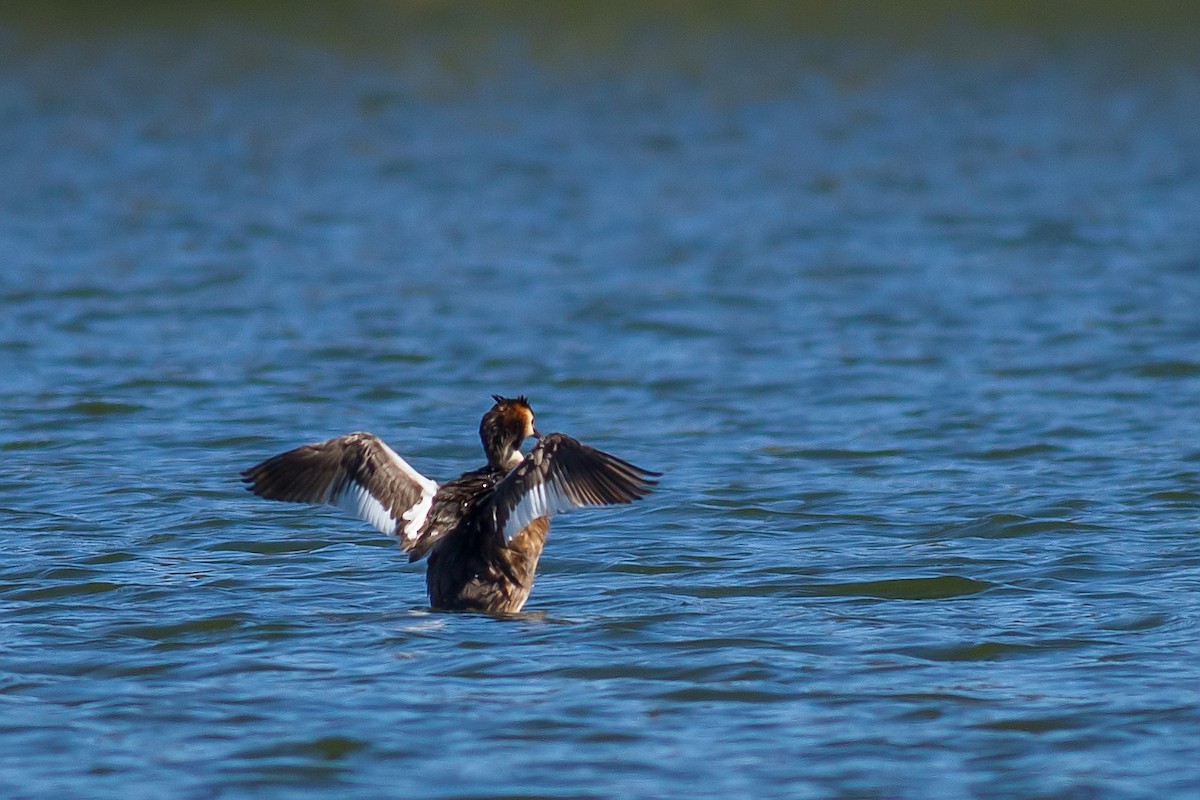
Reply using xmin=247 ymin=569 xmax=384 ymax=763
xmin=332 ymin=481 xmax=397 ymax=536
xmin=497 ymin=473 xmax=577 ymax=544
xmin=377 ymin=439 xmax=438 ymax=543
xmin=400 ymin=489 xmax=434 ymax=543
xmin=487 ymin=434 xmax=659 ymax=545
xmin=327 ymin=439 xmax=438 ymax=540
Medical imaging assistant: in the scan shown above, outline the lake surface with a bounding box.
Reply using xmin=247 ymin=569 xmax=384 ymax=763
xmin=2 ymin=4 xmax=1200 ymax=798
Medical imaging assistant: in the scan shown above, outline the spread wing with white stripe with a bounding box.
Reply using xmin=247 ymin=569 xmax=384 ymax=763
xmin=489 ymin=433 xmax=660 ymax=544
xmin=240 ymin=432 xmax=438 ymax=550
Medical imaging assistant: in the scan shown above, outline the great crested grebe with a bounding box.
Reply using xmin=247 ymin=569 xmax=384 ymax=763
xmin=241 ymin=395 xmax=659 ymax=613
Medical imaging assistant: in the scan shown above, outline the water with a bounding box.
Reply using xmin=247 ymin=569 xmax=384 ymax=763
xmin=3 ymin=5 xmax=1200 ymax=798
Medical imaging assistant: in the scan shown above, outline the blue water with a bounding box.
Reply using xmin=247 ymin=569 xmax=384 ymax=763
xmin=3 ymin=6 xmax=1200 ymax=798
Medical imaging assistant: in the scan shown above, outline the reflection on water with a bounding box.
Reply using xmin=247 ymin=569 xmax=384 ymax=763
xmin=2 ymin=3 xmax=1200 ymax=799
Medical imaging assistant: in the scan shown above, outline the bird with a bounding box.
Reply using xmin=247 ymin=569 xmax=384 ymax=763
xmin=240 ymin=395 xmax=660 ymax=614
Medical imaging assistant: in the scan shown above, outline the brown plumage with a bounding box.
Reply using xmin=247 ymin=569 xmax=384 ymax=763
xmin=241 ymin=395 xmax=659 ymax=613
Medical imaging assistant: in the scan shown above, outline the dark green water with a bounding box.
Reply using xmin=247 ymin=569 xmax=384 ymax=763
xmin=2 ymin=4 xmax=1200 ymax=798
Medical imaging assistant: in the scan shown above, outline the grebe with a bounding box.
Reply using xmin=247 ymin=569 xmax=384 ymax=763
xmin=241 ymin=395 xmax=659 ymax=613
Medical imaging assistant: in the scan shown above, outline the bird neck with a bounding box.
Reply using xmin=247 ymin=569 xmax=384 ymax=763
xmin=486 ymin=445 xmax=523 ymax=471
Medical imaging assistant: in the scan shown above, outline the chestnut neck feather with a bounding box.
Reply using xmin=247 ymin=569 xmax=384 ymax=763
xmin=479 ymin=399 xmax=532 ymax=469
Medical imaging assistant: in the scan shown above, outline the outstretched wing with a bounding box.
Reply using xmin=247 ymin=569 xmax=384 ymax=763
xmin=489 ymin=433 xmax=660 ymax=543
xmin=240 ymin=432 xmax=438 ymax=550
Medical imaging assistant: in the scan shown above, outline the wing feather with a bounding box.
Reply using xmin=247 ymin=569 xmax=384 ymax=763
xmin=241 ymin=432 xmax=438 ymax=549
xmin=490 ymin=433 xmax=660 ymax=543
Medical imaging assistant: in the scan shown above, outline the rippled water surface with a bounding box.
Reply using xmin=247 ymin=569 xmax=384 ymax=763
xmin=3 ymin=5 xmax=1200 ymax=798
